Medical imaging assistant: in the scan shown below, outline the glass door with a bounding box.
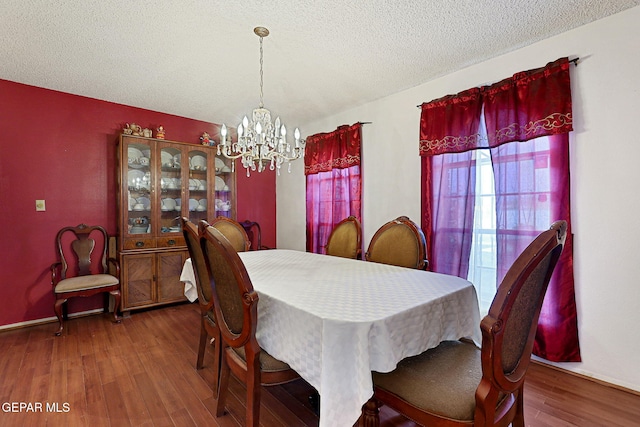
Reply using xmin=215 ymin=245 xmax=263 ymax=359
xmin=214 ymin=154 xmax=233 ymax=218
xmin=187 ymin=148 xmax=212 ymax=223
xmin=159 ymin=145 xmax=183 ymax=234
xmin=125 ymin=138 xmax=153 ymax=237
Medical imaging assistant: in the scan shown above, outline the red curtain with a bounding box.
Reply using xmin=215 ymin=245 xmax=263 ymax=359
xmin=483 ymin=58 xmax=579 ymax=362
xmin=420 ymin=58 xmax=580 ymax=362
xmin=305 ymin=123 xmax=362 ymax=253
xmin=420 ymin=88 xmax=483 ymax=275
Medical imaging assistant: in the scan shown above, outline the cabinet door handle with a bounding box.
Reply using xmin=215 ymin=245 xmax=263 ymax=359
xmin=135 ymin=241 xmax=144 ymax=247
xmin=168 ymin=239 xmax=176 ymax=246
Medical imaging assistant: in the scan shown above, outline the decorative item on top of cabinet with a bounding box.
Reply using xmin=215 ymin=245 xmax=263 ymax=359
xmin=116 ymin=133 xmax=236 ymax=313
xmin=200 ymin=132 xmax=212 ymax=146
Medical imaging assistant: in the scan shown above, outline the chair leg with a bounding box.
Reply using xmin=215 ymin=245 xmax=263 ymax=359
xmin=512 ymin=388 xmax=525 ymax=427
xmin=197 ymin=317 xmax=208 ymax=370
xmin=110 ymin=290 xmax=122 ymax=323
xmin=53 ymin=297 xmax=67 ymax=336
xmin=246 ymin=352 xmax=261 ymax=427
xmin=215 ymin=349 xmax=231 ymax=417
xmin=360 ymin=397 xmax=381 ymax=427
xmin=211 ymin=328 xmax=221 ymax=399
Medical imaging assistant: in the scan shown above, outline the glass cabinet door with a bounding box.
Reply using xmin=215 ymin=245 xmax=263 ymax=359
xmin=214 ymin=154 xmax=234 ymax=218
xmin=187 ymin=148 xmax=212 ymax=223
xmin=125 ymin=139 xmax=153 ymax=236
xmin=159 ymin=145 xmax=183 ymax=234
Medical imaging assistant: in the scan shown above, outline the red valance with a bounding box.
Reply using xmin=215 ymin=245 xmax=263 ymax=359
xmin=483 ymin=57 xmax=573 ymax=146
xmin=418 ymin=87 xmax=484 ymax=156
xmin=304 ymin=123 xmax=362 ymax=175
xmin=419 ymin=57 xmax=573 ymax=156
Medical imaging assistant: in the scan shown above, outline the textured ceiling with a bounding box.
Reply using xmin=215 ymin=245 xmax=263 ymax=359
xmin=2 ymin=0 xmax=638 ymax=131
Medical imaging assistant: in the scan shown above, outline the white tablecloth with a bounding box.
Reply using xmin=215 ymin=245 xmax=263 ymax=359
xmin=181 ymin=249 xmax=481 ymax=427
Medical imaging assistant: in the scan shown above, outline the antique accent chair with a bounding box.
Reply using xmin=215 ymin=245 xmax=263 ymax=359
xmin=325 ymin=215 xmax=362 ymax=259
xmin=200 ymin=222 xmax=299 ymax=427
xmin=210 ymin=216 xmax=251 ymax=252
xmin=50 ymin=224 xmax=121 ymax=336
xmin=361 ymin=220 xmax=568 ymax=427
xmin=180 ymin=217 xmax=221 ymax=397
xmin=365 ymin=216 xmax=428 ymax=269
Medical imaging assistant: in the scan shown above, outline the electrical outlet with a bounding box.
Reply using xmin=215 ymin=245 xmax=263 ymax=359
xmin=35 ymin=200 xmax=46 ymax=211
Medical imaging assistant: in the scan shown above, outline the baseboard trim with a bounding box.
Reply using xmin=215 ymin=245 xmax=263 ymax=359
xmin=0 ymin=309 xmax=104 ymax=332
xmin=532 ymin=359 xmax=640 ymax=397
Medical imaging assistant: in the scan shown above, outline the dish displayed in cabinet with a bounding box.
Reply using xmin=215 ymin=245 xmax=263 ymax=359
xmin=161 ymin=177 xmax=181 ymax=190
xmin=215 ymin=176 xmax=225 ymax=191
xmin=187 ymin=178 xmax=207 ymax=190
xmin=190 ymin=155 xmax=207 ymax=170
xmin=128 ymin=147 xmax=143 ymax=160
xmin=161 ymin=151 xmax=173 ymax=167
xmin=128 ymin=147 xmax=150 ymax=168
xmin=129 ymin=175 xmax=150 ymax=192
xmin=161 ymin=198 xmax=177 ymax=211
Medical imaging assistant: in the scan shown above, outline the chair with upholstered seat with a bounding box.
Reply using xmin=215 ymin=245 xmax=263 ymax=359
xmin=180 ymin=217 xmax=221 ymax=398
xmin=325 ymin=216 xmax=362 ymax=259
xmin=209 ymin=216 xmax=251 ymax=252
xmin=50 ymin=224 xmax=121 ymax=336
xmin=360 ymin=220 xmax=568 ymax=427
xmin=200 ymin=222 xmax=300 ymax=427
xmin=365 ymin=216 xmax=428 ymax=269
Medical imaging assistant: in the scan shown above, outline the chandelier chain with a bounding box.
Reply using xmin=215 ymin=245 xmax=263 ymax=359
xmin=259 ymin=35 xmax=264 ymax=109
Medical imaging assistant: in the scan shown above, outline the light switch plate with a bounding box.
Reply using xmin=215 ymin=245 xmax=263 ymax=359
xmin=35 ymin=200 xmax=46 ymax=211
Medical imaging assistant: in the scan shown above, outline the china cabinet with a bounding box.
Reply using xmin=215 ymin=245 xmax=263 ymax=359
xmin=116 ymin=134 xmax=236 ymax=312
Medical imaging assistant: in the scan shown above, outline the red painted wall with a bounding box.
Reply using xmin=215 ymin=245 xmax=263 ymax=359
xmin=0 ymin=79 xmax=276 ymax=327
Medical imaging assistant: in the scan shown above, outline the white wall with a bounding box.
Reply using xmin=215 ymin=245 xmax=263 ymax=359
xmin=277 ymin=6 xmax=640 ymax=392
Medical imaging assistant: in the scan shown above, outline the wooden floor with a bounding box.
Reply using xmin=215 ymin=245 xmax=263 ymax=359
xmin=1 ymin=303 xmax=639 ymax=427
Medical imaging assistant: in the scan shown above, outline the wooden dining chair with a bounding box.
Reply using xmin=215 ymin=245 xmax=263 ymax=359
xmin=325 ymin=215 xmax=362 ymax=259
xmin=50 ymin=224 xmax=121 ymax=336
xmin=360 ymin=220 xmax=568 ymax=427
xmin=240 ymin=220 xmax=269 ymax=250
xmin=209 ymin=216 xmax=251 ymax=252
xmin=199 ymin=222 xmax=300 ymax=427
xmin=365 ymin=216 xmax=428 ymax=269
xmin=180 ymin=217 xmax=221 ymax=398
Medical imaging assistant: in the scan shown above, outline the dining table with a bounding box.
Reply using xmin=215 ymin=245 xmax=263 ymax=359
xmin=180 ymin=249 xmax=481 ymax=427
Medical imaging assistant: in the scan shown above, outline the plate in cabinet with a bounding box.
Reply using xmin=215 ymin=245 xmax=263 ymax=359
xmin=127 ymin=170 xmax=145 ymax=187
xmin=137 ymin=197 xmax=151 ymax=210
xmin=190 ymin=155 xmax=207 ymax=170
xmin=215 ymin=176 xmax=225 ymax=191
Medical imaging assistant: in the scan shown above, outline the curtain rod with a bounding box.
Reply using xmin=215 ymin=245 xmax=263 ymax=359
xmin=415 ymin=57 xmax=580 ymax=108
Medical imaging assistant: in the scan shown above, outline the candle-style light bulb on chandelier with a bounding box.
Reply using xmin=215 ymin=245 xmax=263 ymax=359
xmin=218 ymin=26 xmax=305 ymax=176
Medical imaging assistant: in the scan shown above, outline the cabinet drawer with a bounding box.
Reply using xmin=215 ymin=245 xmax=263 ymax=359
xmin=157 ymin=236 xmax=185 ymax=248
xmin=123 ymin=237 xmax=156 ymax=250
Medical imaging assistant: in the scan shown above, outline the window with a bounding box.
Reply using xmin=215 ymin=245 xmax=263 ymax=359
xmin=306 ymin=166 xmax=361 ymax=253
xmin=304 ymin=123 xmax=362 ymax=253
xmin=467 ymin=149 xmax=497 ymax=315
xmin=419 ymin=58 xmax=580 ymax=361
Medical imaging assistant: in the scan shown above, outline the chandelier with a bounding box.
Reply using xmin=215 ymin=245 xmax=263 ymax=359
xmin=218 ymin=27 xmax=305 ymax=176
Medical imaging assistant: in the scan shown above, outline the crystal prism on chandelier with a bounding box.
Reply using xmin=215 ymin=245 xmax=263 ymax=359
xmin=217 ymin=26 xmax=305 ymax=176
